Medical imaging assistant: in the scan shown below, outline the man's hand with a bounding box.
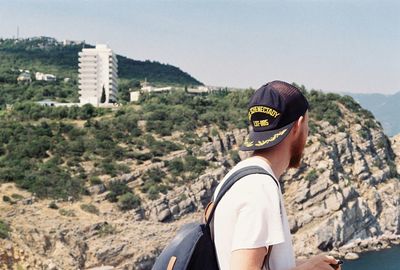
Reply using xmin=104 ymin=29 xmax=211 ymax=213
xmin=292 ymin=254 xmax=342 ymax=270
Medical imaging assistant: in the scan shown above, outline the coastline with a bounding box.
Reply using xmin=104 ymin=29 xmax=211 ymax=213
xmin=329 ymin=234 xmax=400 ymax=260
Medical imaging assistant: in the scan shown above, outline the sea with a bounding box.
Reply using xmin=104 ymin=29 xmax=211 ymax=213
xmin=342 ymin=245 xmax=400 ymax=270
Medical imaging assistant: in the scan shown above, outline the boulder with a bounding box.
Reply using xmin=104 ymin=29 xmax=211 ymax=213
xmin=325 ymin=192 xmax=344 ymax=212
xmin=344 ymin=252 xmax=359 ymax=260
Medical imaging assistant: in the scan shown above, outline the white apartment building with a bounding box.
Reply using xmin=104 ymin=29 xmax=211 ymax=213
xmin=78 ymin=44 xmax=118 ymax=106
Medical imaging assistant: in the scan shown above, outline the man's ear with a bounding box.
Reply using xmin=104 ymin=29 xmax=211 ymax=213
xmin=292 ymin=116 xmax=304 ymax=135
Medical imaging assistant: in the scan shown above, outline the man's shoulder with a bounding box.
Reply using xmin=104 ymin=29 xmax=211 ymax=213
xmin=227 ymin=157 xmax=273 ymax=175
xmin=225 ymin=157 xmax=278 ymax=184
xmin=214 ymin=160 xmax=279 ymax=201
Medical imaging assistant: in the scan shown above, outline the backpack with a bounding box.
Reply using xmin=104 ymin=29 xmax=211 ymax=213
xmin=151 ymin=166 xmax=279 ymax=270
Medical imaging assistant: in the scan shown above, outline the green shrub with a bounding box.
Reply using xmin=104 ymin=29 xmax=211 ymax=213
xmin=146 ymin=184 xmax=168 ymax=200
xmin=0 ymin=219 xmax=10 ymax=239
xmin=377 ymin=138 xmax=386 ymax=149
xmin=306 ymin=169 xmax=318 ymax=182
xmin=131 ymin=151 xmax=153 ymax=161
xmin=19 ymin=166 xmax=84 ymax=199
xmin=106 ymin=181 xmax=131 ymax=202
xmin=181 ymin=132 xmax=202 ymax=145
xmin=211 ymin=128 xmax=219 ymax=137
xmin=118 ymin=192 xmax=141 ymax=210
xmin=358 ymin=128 xmax=369 ymax=140
xmin=116 ymin=163 xmax=130 ymax=174
xmin=11 ymin=193 xmax=24 ymax=201
xmin=59 ymin=208 xmax=76 ymax=217
xmin=143 ymin=168 xmax=166 ymax=183
xmin=99 ymin=159 xmax=118 ymax=176
xmin=166 ymin=155 xmax=208 ymax=178
xmin=2 ymin=195 xmax=11 ymax=203
xmin=80 ymin=203 xmax=99 ymax=215
xmin=340 ymin=95 xmax=362 ymax=112
xmin=388 ymin=160 xmax=398 ymax=177
xmin=308 ymin=121 xmax=318 ymax=135
xmin=229 ymin=150 xmax=241 ymax=164
xmin=98 ymin=223 xmax=117 ymax=237
xmin=89 ymin=176 xmax=102 ymax=186
xmin=141 ymin=168 xmax=169 ymax=199
xmin=306 ymin=90 xmax=342 ymax=125
xmin=151 ymin=157 xmax=162 ymax=163
xmin=365 ymin=119 xmax=377 ymax=129
xmin=338 ymin=125 xmax=345 ymax=132
xmin=184 ymin=155 xmax=208 ymax=176
xmin=167 ymin=158 xmax=185 ymax=176
xmin=48 ymin=201 xmax=59 ymax=209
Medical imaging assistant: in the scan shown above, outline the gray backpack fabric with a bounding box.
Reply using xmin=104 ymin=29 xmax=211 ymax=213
xmin=152 ymin=166 xmax=278 ymax=270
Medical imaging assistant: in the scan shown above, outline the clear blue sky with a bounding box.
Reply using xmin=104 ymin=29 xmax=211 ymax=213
xmin=0 ymin=0 xmax=399 ymax=93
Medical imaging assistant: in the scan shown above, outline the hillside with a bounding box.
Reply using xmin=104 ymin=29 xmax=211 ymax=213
xmin=0 ymin=37 xmax=202 ymax=106
xmin=345 ymin=92 xmax=400 ymax=137
xmin=0 ymin=86 xmax=399 ymax=269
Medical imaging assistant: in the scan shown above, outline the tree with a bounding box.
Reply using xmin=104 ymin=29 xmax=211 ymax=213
xmin=118 ymin=192 xmax=141 ymax=210
xmin=100 ymin=86 xmax=106 ymax=103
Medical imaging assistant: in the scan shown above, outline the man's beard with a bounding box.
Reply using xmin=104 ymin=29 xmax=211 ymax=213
xmin=289 ymin=136 xmax=306 ymax=168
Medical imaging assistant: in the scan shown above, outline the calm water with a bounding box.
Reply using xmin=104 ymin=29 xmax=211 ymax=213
xmin=342 ymin=245 xmax=400 ymax=270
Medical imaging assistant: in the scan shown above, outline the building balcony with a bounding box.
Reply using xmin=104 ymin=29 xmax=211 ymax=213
xmin=79 ymin=60 xmax=97 ymax=65
xmin=109 ymin=75 xmax=118 ymax=82
xmin=109 ymin=80 xmax=118 ymax=87
xmin=78 ymin=63 xmax=97 ymax=68
xmin=79 ymin=52 xmax=97 ymax=57
xmin=79 ymin=56 xmax=97 ymax=60
xmin=78 ymin=76 xmax=97 ymax=82
xmin=109 ymin=64 xmax=118 ymax=73
xmin=78 ymin=68 xmax=97 ymax=74
xmin=79 ymin=89 xmax=98 ymax=94
xmin=78 ymin=73 xmax=97 ymax=77
xmin=109 ymin=54 xmax=118 ymax=63
xmin=78 ymin=58 xmax=97 ymax=63
xmin=78 ymin=81 xmax=97 ymax=86
xmin=79 ymin=81 xmax=97 ymax=86
xmin=78 ymin=65 xmax=97 ymax=70
xmin=79 ymin=84 xmax=98 ymax=89
xmin=109 ymin=79 xmax=118 ymax=87
xmin=109 ymin=70 xmax=118 ymax=78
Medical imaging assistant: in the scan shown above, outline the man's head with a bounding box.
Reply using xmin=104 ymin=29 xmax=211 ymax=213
xmin=241 ymin=81 xmax=309 ymax=167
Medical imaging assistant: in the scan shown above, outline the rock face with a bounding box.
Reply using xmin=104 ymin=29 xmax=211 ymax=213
xmin=144 ymin=168 xmax=225 ymax=222
xmin=0 ymin=106 xmax=399 ymax=269
xmin=284 ymin=119 xmax=400 ymax=256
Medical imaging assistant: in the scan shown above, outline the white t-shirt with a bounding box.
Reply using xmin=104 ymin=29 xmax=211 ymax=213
xmin=212 ymin=156 xmax=295 ymax=270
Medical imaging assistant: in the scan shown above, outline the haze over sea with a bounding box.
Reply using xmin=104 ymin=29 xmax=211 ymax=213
xmin=343 ymin=245 xmax=400 ymax=270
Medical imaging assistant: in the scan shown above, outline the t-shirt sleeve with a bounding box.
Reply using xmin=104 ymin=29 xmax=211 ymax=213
xmin=231 ymin=175 xmax=285 ymax=251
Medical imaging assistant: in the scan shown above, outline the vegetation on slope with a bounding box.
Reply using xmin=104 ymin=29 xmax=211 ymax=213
xmin=0 ymin=68 xmax=391 ymax=209
xmin=0 ymin=219 xmax=10 ymax=239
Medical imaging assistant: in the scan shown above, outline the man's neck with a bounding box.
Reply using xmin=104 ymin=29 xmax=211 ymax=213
xmin=252 ymin=145 xmax=290 ymax=179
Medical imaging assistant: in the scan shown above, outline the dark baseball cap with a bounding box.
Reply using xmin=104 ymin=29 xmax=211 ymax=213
xmin=240 ymin=81 xmax=309 ymax=151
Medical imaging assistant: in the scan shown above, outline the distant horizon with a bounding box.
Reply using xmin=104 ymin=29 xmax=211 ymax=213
xmin=2 ymin=1 xmax=398 ymax=94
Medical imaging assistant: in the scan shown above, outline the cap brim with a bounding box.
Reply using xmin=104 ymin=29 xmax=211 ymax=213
xmin=240 ymin=122 xmax=295 ymax=151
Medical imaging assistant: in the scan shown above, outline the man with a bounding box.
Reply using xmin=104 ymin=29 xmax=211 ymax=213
xmin=212 ymin=81 xmax=341 ymax=270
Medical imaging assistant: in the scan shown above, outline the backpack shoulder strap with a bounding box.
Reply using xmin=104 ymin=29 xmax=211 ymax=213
xmin=205 ymin=165 xmax=278 ymax=226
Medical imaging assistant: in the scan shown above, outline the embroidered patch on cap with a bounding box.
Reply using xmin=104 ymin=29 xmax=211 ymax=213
xmin=248 ymin=106 xmax=281 ymax=128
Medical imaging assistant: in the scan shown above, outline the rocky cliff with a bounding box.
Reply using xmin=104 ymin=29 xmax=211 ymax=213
xmin=1 ymin=100 xmax=400 ymax=269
